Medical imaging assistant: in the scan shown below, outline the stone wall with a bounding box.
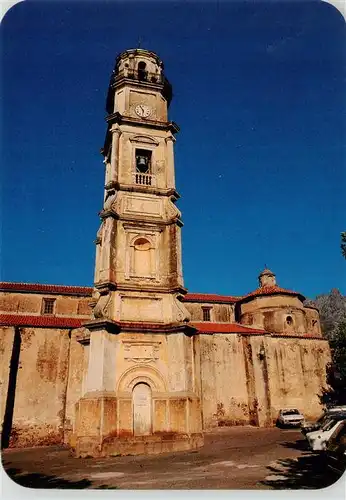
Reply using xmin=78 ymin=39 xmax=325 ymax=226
xmin=64 ymin=329 xmax=89 ymax=446
xmin=0 ymin=327 xmax=72 ymax=447
xmin=0 ymin=292 xmax=91 ymax=318
xmin=199 ymin=334 xmax=250 ymax=429
xmin=0 ymin=324 xmax=331 ymax=448
xmin=265 ymin=336 xmax=330 ymax=421
xmin=185 ymin=302 xmax=235 ymax=323
xmin=198 ymin=333 xmax=331 ymax=430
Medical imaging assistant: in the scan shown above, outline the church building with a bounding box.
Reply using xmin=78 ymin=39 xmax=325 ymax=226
xmin=0 ymin=49 xmax=330 ymax=457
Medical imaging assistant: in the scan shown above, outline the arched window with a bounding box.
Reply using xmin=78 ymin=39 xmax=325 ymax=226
xmin=312 ymin=319 xmax=319 ymax=334
xmin=133 ymin=237 xmax=152 ymax=277
xmin=286 ymin=315 xmax=293 ymax=326
xmin=138 ymin=61 xmax=147 ymax=81
xmin=284 ymin=315 xmax=295 ymax=334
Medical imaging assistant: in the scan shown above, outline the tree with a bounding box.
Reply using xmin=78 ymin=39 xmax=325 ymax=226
xmin=323 ymin=321 xmax=346 ymax=406
xmin=306 ymin=289 xmax=346 ymax=340
xmin=341 ymin=232 xmax=346 ymax=259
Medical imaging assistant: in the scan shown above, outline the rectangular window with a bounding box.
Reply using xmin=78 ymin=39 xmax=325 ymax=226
xmin=42 ymin=298 xmax=56 ymax=315
xmin=202 ymin=307 xmax=211 ymax=322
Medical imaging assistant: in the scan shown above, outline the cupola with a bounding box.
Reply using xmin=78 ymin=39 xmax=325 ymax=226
xmin=258 ymin=268 xmax=276 ymax=287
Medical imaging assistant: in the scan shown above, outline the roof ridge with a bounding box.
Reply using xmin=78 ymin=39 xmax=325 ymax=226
xmin=0 ymin=282 xmax=93 ymax=296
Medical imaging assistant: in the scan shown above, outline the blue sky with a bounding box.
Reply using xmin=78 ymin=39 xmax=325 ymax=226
xmin=1 ymin=0 xmax=345 ymax=298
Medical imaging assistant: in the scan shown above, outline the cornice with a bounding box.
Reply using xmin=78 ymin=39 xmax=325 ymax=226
xmin=94 ymin=281 xmax=117 ymax=293
xmin=101 ymin=181 xmax=180 ymax=200
xmin=105 ymin=112 xmax=180 ymax=134
xmin=112 ymin=77 xmax=164 ymax=94
xmin=98 ymin=209 xmax=183 ymax=228
xmin=116 ymin=283 xmax=188 ymax=295
xmin=99 ymin=209 xmax=119 ymax=220
xmin=93 ymin=280 xmax=187 ymax=296
xmin=77 ymin=319 xmax=197 ymax=343
xmin=117 ymin=183 xmax=180 ymax=199
xmin=118 ymin=321 xmax=197 ymax=335
xmin=81 ymin=319 xmax=120 ymax=334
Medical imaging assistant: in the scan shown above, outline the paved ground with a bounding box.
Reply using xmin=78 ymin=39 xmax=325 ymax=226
xmin=1 ymin=426 xmax=345 ymax=490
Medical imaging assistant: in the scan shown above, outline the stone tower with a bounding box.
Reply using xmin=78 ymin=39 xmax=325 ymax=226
xmin=73 ymin=49 xmax=203 ymax=457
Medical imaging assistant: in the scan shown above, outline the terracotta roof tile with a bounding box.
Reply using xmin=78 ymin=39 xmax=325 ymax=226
xmin=0 ymin=282 xmax=93 ymax=296
xmin=191 ymin=322 xmax=267 ymax=335
xmin=0 ymin=283 xmax=242 ymax=303
xmin=183 ymin=293 xmax=241 ymax=304
xmin=240 ymin=285 xmax=305 ymax=302
xmin=0 ymin=315 xmax=324 ymax=340
xmin=0 ymin=314 xmax=84 ymax=329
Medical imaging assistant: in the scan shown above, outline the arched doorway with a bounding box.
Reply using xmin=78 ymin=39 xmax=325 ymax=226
xmin=132 ymin=382 xmax=152 ymax=436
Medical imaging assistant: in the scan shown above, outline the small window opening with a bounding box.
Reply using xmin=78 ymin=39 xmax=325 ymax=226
xmin=202 ymin=307 xmax=212 ymax=322
xmin=138 ymin=61 xmax=147 ymax=81
xmin=135 ymin=149 xmax=151 ymax=174
xmin=42 ymin=298 xmax=56 ymax=315
xmin=286 ymin=315 xmax=293 ymax=326
xmin=134 ymin=237 xmax=151 ymax=251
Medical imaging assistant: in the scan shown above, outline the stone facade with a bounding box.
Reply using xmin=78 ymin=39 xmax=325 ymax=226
xmin=0 ymin=49 xmax=331 ymax=456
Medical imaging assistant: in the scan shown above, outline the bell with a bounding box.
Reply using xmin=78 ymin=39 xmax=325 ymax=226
xmin=136 ymin=155 xmax=149 ymax=172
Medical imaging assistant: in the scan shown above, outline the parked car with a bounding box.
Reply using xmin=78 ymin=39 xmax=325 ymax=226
xmin=301 ymin=413 xmax=327 ymax=435
xmin=306 ymin=416 xmax=346 ymax=451
xmin=326 ymin=419 xmax=346 ymax=476
xmin=326 ymin=405 xmax=346 ymax=413
xmin=277 ymin=408 xmax=305 ymax=428
xmin=301 ymin=409 xmax=346 ymax=435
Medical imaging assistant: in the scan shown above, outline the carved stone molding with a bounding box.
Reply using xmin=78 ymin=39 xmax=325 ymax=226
xmin=122 ymin=340 xmax=161 ymax=364
xmin=93 ymin=293 xmax=112 ymax=319
xmin=129 ymin=135 xmax=159 ymax=147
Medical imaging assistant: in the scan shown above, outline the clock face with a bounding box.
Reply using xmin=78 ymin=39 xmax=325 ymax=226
xmin=135 ymin=104 xmax=152 ymax=118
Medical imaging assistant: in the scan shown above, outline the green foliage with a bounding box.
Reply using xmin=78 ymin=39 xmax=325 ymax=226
xmin=331 ymin=321 xmax=346 ymax=377
xmin=341 ymin=232 xmax=346 ymax=259
xmin=308 ymin=289 xmax=346 ymax=405
xmin=306 ymin=289 xmax=346 ymax=340
xmin=324 ymin=321 xmax=346 ymax=405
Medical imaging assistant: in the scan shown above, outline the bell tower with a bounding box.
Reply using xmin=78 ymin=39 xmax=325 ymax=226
xmin=73 ymin=49 xmax=203 ymax=457
xmin=91 ymin=48 xmax=188 ymax=321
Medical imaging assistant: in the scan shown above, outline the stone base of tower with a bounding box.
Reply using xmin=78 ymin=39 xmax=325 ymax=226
xmin=74 ymin=433 xmax=204 ymax=458
xmin=72 ymin=392 xmax=204 ymax=458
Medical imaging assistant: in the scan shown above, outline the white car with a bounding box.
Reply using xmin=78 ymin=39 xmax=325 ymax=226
xmin=301 ymin=408 xmax=346 ymax=435
xmin=277 ymin=408 xmax=305 ymax=427
xmin=306 ymin=417 xmax=346 ymax=451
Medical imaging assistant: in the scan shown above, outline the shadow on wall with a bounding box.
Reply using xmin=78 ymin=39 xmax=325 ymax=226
xmin=1 ymin=328 xmax=21 ymax=449
xmin=259 ymin=452 xmax=343 ymax=490
xmin=3 ymin=467 xmax=118 ymax=490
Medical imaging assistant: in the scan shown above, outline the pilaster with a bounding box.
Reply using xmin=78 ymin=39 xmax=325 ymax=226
xmin=165 ymin=134 xmax=176 ymax=189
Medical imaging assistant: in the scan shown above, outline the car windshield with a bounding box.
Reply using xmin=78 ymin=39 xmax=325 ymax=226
xmin=321 ymin=419 xmax=340 ymax=432
xmin=317 ymin=413 xmax=327 ymax=424
xmin=282 ymin=409 xmax=299 ymax=415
